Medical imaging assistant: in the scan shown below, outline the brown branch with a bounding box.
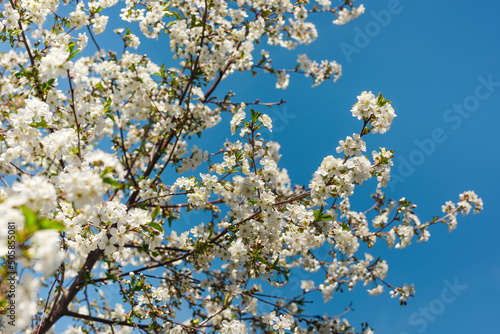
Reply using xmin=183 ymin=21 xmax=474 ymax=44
xmin=33 ymin=249 xmax=103 ymax=334
xmin=67 ymin=71 xmax=81 ymax=159
xmin=65 ymin=310 xmax=150 ymax=330
xmin=209 ymin=98 xmax=287 ymax=108
xmin=86 ymin=25 xmax=101 ymax=51
xmin=9 ymin=0 xmax=45 ymax=99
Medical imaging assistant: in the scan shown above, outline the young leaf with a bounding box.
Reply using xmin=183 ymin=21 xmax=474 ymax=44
xmin=152 ymin=205 xmax=161 ymax=219
xmin=148 ymin=222 xmax=164 ymax=233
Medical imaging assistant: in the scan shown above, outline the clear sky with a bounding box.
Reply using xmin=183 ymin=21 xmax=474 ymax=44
xmin=204 ymin=0 xmax=500 ymax=333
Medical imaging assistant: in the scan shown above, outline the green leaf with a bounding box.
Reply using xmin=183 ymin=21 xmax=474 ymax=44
xmin=151 ymin=205 xmax=161 ymax=219
xmin=376 ymin=92 xmax=392 ymax=107
xmin=377 ymin=93 xmax=384 ymax=104
xmin=148 ymin=222 xmax=164 ymax=233
xmin=21 ymin=205 xmax=37 ymax=232
xmin=69 ymin=48 xmax=79 ymax=60
xmin=40 ymin=78 xmax=56 ymax=93
xmin=167 ymin=214 xmax=178 ymax=227
xmin=172 ymin=11 xmax=182 ymax=20
xmin=67 ymin=41 xmax=77 ymax=54
xmin=31 ymin=119 xmax=49 ymax=128
xmin=103 ymin=177 xmax=121 ymax=189
xmin=39 ymin=218 xmax=64 ymax=231
xmin=106 ymin=273 xmax=116 ymax=280
xmin=314 ymin=206 xmax=323 ymax=220
xmin=100 ymin=166 xmax=113 ymax=177
xmin=106 ymin=113 xmax=115 ymax=122
xmin=250 ymin=109 xmax=261 ymax=123
xmin=319 ymin=214 xmax=333 ymax=222
xmin=104 ymin=98 xmax=112 ymax=112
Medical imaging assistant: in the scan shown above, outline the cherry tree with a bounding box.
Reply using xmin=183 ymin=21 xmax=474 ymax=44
xmin=0 ymin=0 xmax=483 ymax=333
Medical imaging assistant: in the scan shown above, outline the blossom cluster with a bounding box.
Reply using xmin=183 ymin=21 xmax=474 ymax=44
xmin=351 ymin=91 xmax=397 ymax=134
xmin=332 ymin=4 xmax=366 ymax=25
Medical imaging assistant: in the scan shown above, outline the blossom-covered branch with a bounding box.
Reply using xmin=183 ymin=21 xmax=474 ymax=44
xmin=0 ymin=0 xmax=483 ymax=333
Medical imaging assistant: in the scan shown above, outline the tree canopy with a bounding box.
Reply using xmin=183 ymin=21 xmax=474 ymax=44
xmin=0 ymin=0 xmax=483 ymax=333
